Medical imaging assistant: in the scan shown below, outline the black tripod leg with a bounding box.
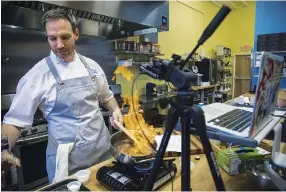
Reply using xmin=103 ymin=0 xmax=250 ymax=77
xmin=181 ymin=109 xmax=191 ymax=191
xmin=145 ymin=106 xmax=179 ymax=191
xmin=192 ymin=105 xmax=226 ymax=191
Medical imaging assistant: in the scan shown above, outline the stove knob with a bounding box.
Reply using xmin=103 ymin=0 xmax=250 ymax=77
xmin=21 ymin=130 xmax=28 ymax=137
xmin=31 ymin=128 xmax=38 ymax=134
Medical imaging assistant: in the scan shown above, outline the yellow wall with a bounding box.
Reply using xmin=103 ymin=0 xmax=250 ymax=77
xmin=227 ymin=2 xmax=256 ymax=54
xmin=158 ymin=1 xmax=231 ymax=59
xmin=116 ymin=1 xmax=256 ymax=96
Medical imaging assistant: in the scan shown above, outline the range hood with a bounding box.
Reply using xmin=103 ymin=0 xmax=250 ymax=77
xmin=1 ymin=1 xmax=169 ymax=39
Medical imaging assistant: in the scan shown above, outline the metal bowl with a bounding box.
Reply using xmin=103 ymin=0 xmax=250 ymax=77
xmin=244 ymin=159 xmax=277 ymax=190
xmin=110 ymin=130 xmax=156 ymax=164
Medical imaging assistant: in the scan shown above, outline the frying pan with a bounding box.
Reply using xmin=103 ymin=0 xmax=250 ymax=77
xmin=110 ymin=130 xmax=157 ymax=164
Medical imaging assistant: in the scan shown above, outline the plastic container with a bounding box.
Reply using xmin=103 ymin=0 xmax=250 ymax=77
xmin=67 ymin=181 xmax=81 ymax=192
xmin=75 ymin=169 xmax=91 ymax=183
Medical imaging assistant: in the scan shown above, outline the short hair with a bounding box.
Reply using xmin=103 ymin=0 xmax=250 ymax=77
xmin=42 ymin=8 xmax=77 ymax=32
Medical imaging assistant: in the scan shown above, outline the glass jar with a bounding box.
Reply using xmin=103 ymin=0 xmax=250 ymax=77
xmin=151 ymin=43 xmax=156 ymax=53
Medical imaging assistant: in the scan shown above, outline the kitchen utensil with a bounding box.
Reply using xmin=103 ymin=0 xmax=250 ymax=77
xmin=113 ymin=120 xmax=153 ymax=156
xmin=67 ymin=181 xmax=81 ymax=192
xmin=113 ymin=120 xmax=137 ymax=142
xmin=75 ymin=169 xmax=91 ymax=183
xmin=196 ymin=73 xmax=203 ymax=86
xmin=39 ymin=179 xmax=90 ymax=191
xmin=244 ymin=159 xmax=277 ymax=190
xmin=110 ymin=130 xmax=156 ymax=164
xmin=264 ymin=160 xmax=286 ymax=190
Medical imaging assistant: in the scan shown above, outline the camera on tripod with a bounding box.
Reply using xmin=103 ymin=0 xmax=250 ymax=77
xmin=137 ymin=4 xmax=232 ymax=191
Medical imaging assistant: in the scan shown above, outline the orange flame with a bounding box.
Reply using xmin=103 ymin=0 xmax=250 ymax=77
xmin=112 ymin=66 xmax=158 ymax=144
xmin=122 ymin=91 xmax=157 ymax=144
xmin=112 ymin=66 xmax=134 ymax=81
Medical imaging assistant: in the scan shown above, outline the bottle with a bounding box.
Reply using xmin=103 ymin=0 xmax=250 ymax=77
xmin=10 ymin=164 xmax=17 ymax=186
xmin=1 ymin=156 xmax=18 ymax=190
xmin=1 ymin=171 xmax=6 ymax=190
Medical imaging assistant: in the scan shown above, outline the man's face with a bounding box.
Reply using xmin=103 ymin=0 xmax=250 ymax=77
xmin=46 ymin=19 xmax=79 ymax=62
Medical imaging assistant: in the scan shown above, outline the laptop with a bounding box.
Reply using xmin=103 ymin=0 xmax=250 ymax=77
xmin=202 ymin=52 xmax=284 ymax=138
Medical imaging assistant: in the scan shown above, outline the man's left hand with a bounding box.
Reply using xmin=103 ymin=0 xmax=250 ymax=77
xmin=110 ymin=108 xmax=123 ymax=129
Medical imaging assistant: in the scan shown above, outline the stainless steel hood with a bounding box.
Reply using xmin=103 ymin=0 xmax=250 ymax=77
xmin=1 ymin=1 xmax=169 ymax=39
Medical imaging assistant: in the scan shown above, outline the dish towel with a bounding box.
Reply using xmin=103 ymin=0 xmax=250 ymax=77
xmin=52 ymin=143 xmax=74 ymax=183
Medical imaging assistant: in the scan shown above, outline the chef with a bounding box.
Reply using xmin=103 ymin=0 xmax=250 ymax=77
xmin=1 ymin=8 xmax=123 ymax=183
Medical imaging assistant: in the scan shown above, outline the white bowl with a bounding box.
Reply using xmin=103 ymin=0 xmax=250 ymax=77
xmin=75 ymin=169 xmax=91 ymax=183
xmin=67 ymin=181 xmax=81 ymax=192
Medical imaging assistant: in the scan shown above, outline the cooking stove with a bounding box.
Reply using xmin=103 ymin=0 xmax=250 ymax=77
xmin=96 ymin=159 xmax=177 ymax=191
xmin=18 ymin=113 xmax=48 ymax=143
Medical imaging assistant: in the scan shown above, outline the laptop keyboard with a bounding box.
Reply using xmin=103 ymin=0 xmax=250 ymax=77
xmin=207 ymin=109 xmax=252 ymax=132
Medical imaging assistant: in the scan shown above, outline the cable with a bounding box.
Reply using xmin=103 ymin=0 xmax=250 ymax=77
xmin=168 ymin=82 xmax=175 ymax=91
xmin=131 ymin=73 xmax=157 ymax=152
xmin=171 ymin=172 xmax=174 ymax=191
xmin=272 ymin=115 xmax=286 ymax=119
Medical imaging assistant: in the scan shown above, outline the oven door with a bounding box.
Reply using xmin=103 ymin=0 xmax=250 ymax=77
xmin=14 ymin=133 xmax=49 ymax=191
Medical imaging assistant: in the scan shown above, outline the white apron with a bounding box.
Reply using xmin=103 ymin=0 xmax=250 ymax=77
xmin=45 ymin=55 xmax=111 ymax=183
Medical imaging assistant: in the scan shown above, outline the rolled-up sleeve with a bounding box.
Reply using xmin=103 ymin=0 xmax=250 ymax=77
xmin=3 ymin=77 xmax=40 ymax=128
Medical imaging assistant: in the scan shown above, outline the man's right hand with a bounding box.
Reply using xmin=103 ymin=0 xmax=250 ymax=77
xmin=1 ymin=150 xmax=21 ymax=167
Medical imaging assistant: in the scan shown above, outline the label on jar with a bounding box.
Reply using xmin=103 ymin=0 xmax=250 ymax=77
xmin=107 ymin=171 xmax=122 ymax=180
xmin=152 ymin=45 xmax=156 ymax=53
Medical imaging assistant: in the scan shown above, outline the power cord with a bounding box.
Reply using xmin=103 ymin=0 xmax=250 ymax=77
xmin=168 ymin=82 xmax=176 ymax=91
xmin=131 ymin=73 xmax=157 ymax=151
xmin=170 ymin=172 xmax=174 ymax=191
xmin=272 ymin=115 xmax=286 ymax=119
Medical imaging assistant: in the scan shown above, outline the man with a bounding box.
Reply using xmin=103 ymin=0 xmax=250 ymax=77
xmin=1 ymin=8 xmax=123 ymax=183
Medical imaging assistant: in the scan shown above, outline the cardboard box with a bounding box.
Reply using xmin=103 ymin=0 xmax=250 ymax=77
xmin=217 ymin=147 xmax=271 ymax=175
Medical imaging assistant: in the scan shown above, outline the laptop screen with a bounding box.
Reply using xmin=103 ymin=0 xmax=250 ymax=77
xmin=249 ymin=52 xmax=284 ymax=137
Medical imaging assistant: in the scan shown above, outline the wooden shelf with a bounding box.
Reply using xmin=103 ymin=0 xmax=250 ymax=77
xmin=254 ymin=75 xmax=286 ymax=78
xmin=115 ymin=50 xmax=164 ymax=56
xmin=116 ymin=61 xmax=151 ymax=67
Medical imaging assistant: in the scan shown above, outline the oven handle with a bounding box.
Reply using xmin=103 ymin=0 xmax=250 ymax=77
xmin=16 ymin=134 xmax=48 ymax=146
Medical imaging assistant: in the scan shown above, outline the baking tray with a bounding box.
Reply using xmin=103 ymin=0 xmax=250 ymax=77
xmin=38 ymin=179 xmax=90 ymax=191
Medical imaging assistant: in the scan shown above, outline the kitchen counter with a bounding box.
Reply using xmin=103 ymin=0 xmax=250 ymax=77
xmin=38 ymin=90 xmax=286 ymax=191
xmin=38 ymin=134 xmax=281 ymax=191
xmin=61 ymin=154 xmax=260 ymax=191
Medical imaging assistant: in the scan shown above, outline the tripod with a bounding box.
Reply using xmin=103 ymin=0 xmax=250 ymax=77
xmin=144 ymin=91 xmax=225 ymax=191
xmin=139 ymin=5 xmax=231 ymax=191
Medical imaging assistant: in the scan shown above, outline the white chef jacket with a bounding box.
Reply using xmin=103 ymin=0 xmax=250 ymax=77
xmin=3 ymin=51 xmax=114 ymax=128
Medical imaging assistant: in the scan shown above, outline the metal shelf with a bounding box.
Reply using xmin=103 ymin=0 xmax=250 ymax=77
xmin=254 ymin=75 xmax=286 ymax=78
xmin=115 ymin=50 xmax=164 ymax=56
xmin=256 ymin=51 xmax=286 ymax=54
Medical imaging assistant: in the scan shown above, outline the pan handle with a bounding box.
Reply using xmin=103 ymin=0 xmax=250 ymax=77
xmin=135 ymin=157 xmax=176 ymax=165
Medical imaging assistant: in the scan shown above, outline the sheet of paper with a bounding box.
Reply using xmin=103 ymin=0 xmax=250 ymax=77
xmin=155 ymin=135 xmax=181 ymax=152
xmin=274 ymin=110 xmax=286 ymax=116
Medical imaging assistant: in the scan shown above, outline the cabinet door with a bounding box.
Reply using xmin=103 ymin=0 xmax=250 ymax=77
xmin=234 ymin=55 xmax=251 ymax=98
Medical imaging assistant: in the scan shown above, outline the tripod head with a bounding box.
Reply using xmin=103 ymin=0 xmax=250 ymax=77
xmin=139 ymin=5 xmax=231 ymax=91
